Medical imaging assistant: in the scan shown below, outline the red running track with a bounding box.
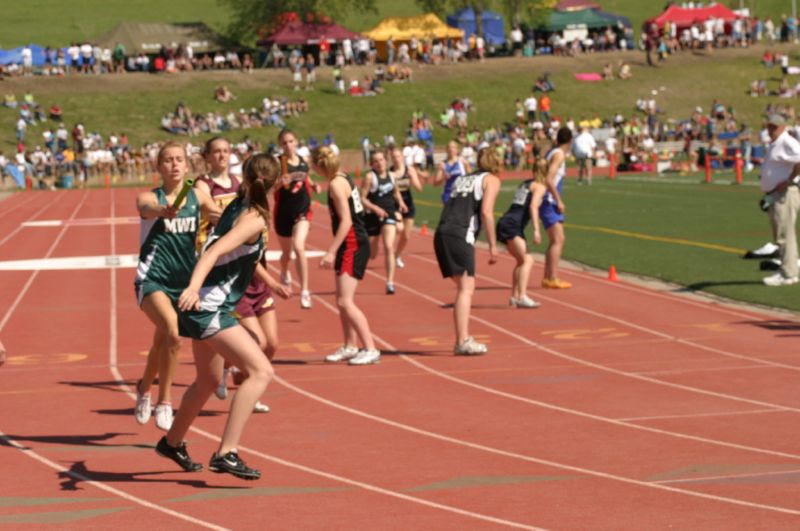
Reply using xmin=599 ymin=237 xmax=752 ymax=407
xmin=1 ymin=188 xmax=800 ymax=529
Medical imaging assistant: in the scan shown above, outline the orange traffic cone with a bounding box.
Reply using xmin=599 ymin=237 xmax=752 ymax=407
xmin=420 ymin=223 xmax=429 ymax=236
xmin=607 ymin=265 xmax=619 ymax=282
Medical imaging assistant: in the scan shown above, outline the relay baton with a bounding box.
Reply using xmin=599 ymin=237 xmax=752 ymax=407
xmin=172 ymin=178 xmax=195 ymax=209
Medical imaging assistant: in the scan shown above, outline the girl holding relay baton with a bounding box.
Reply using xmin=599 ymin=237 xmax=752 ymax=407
xmin=133 ymin=142 xmax=220 ymax=431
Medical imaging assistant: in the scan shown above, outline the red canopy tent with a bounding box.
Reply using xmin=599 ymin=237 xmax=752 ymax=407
xmin=257 ymin=19 xmax=361 ymax=46
xmin=644 ymin=3 xmax=738 ymax=31
xmin=555 ymin=0 xmax=601 ymax=11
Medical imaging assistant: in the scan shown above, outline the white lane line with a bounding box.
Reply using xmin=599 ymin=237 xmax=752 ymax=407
xmin=635 ymin=364 xmax=773 ymax=376
xmin=377 ymin=263 xmax=800 ymax=413
xmin=0 ymin=191 xmax=65 ymax=248
xmin=107 ymin=198 xmax=543 ymax=531
xmin=0 ymin=430 xmax=229 ymax=531
xmin=0 ymin=191 xmax=40 ymax=220
xmin=0 ymin=191 xmax=88 ymax=332
xmin=0 ymin=189 xmax=229 ymax=531
xmin=413 ymin=252 xmax=800 ymax=373
xmin=618 ymin=408 xmax=784 ymax=422
xmin=23 ymin=216 xmax=140 ymax=227
xmin=654 ymin=468 xmax=800 ymax=485
xmin=0 ymin=251 xmax=325 ymax=271
xmin=266 ymin=264 xmax=800 ymax=516
xmin=107 ymin=188 xmax=234 ymax=530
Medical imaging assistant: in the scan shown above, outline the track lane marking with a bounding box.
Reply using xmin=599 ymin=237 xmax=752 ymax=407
xmin=0 ymin=189 xmax=230 ymax=531
xmin=106 ymin=191 xmax=542 ymax=531
xmin=267 ymin=262 xmax=800 ymax=517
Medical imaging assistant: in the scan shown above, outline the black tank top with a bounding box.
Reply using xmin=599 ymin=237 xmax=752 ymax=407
xmin=329 ymin=174 xmax=368 ymax=240
xmin=366 ymin=170 xmax=396 ymax=212
xmin=391 ymin=165 xmax=411 ymax=192
xmin=501 ymin=179 xmax=534 ymax=229
xmin=436 ymin=171 xmax=487 ymax=244
xmin=275 ymin=156 xmax=311 ymax=215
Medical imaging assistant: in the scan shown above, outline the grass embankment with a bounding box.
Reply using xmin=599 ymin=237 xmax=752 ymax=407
xmin=0 ymin=45 xmax=792 ymax=152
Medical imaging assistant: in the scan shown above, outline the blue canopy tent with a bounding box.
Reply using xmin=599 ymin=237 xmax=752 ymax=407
xmin=446 ymin=7 xmax=506 ymax=46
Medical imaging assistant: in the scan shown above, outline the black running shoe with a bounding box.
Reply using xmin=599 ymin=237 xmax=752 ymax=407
xmin=155 ymin=436 xmax=203 ymax=472
xmin=209 ymin=451 xmax=261 ymax=480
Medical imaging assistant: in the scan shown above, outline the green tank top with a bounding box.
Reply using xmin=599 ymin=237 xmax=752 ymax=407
xmin=197 ymin=196 xmax=264 ymax=312
xmin=135 ymin=187 xmax=199 ymax=292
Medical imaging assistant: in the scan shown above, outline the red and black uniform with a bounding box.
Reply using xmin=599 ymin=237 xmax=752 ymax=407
xmin=195 ymin=173 xmax=240 ymax=252
xmin=329 ymin=173 xmax=369 ymax=280
xmin=274 ymin=156 xmax=313 ymax=238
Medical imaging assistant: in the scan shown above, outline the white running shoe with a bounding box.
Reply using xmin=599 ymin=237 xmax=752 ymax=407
xmin=510 ymin=295 xmax=541 ymax=309
xmin=396 ymin=257 xmax=405 ymax=268
xmin=753 ymin=242 xmax=780 ymax=256
xmin=134 ymin=381 xmax=151 ymax=425
xmin=300 ymin=291 xmax=312 ymax=309
xmin=253 ymin=401 xmax=270 ymax=413
xmin=348 ymin=348 xmax=381 ymax=366
xmin=281 ymin=270 xmax=293 ymax=286
xmin=154 ymin=403 xmax=173 ymax=431
xmin=763 ymin=272 xmax=799 ymax=286
xmin=325 ymin=345 xmax=359 ymax=363
xmin=215 ymin=368 xmax=229 ymax=400
xmin=454 ymin=337 xmax=488 ymax=356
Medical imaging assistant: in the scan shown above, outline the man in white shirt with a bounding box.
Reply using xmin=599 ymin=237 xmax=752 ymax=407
xmin=572 ymin=127 xmax=596 ymax=184
xmin=523 ymin=93 xmax=537 ymax=128
xmin=761 ymin=114 xmax=800 ymax=285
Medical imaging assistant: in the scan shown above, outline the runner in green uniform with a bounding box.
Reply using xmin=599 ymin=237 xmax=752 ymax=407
xmin=133 ymin=142 xmax=220 ymax=431
xmin=155 ymin=153 xmax=279 ymax=480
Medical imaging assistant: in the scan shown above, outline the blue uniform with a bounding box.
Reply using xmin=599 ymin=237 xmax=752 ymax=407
xmin=441 ymin=159 xmax=467 ymax=204
xmin=539 ymin=149 xmax=565 ymax=229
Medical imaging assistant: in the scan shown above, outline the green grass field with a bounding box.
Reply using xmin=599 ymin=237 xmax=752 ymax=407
xmin=1 ymin=44 xmax=793 ymax=153
xmin=405 ymin=172 xmax=797 ymax=312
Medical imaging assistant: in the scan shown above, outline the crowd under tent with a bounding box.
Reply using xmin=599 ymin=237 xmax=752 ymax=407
xmin=364 ymin=13 xmax=463 ymax=61
xmin=95 ymin=22 xmax=227 ymax=55
xmin=644 ymin=2 xmax=738 ymax=32
xmin=257 ymin=19 xmax=361 ymax=46
xmin=446 ymin=7 xmax=506 ymax=46
xmin=544 ymin=8 xmax=631 ymax=41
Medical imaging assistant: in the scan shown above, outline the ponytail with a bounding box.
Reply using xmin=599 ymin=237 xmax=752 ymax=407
xmin=241 ymin=153 xmax=280 ymax=224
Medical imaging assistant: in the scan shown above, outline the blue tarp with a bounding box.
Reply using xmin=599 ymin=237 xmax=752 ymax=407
xmin=5 ymin=164 xmax=24 ymax=188
xmin=447 ymin=8 xmax=506 ymax=46
xmin=0 ymin=45 xmax=72 ymax=66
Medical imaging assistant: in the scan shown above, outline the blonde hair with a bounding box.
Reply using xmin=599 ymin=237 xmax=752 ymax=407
xmin=311 ymin=145 xmax=340 ymax=176
xmin=241 ymin=154 xmax=280 ymax=223
xmin=157 ymin=141 xmax=187 ymax=165
xmin=477 ymin=147 xmax=502 ymax=175
xmin=532 ymin=157 xmax=548 ymax=184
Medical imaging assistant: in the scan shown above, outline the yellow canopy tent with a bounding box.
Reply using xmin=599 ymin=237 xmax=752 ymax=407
xmin=364 ymin=13 xmax=464 ymax=61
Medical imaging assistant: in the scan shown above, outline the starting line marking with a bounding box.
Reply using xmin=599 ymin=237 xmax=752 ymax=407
xmin=0 ymin=251 xmax=323 ymax=271
xmin=22 ymin=217 xmax=140 ymax=228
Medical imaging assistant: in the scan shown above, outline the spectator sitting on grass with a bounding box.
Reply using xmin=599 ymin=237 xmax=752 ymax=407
xmin=215 ymin=85 xmax=235 ymax=103
xmin=618 ymin=61 xmax=632 ymax=79
xmin=3 ymin=94 xmax=17 ymax=108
